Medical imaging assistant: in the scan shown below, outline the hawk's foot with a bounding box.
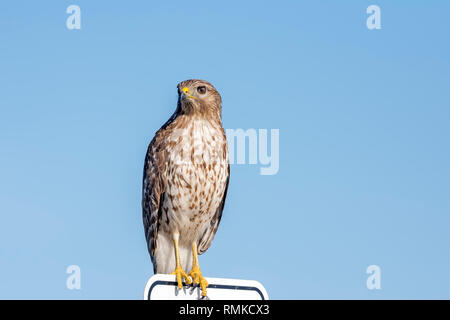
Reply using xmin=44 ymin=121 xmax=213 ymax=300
xmin=171 ymin=267 xmax=191 ymax=289
xmin=189 ymin=265 xmax=208 ymax=297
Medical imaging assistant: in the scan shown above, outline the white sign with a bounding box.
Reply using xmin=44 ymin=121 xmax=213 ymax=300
xmin=144 ymin=274 xmax=269 ymax=300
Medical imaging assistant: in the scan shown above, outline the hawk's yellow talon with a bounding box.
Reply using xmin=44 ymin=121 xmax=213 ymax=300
xmin=171 ymin=266 xmax=191 ymax=289
xmin=189 ymin=265 xmax=209 ymax=296
xmin=189 ymin=242 xmax=208 ymax=297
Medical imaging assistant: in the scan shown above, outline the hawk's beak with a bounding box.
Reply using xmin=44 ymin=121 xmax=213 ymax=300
xmin=181 ymin=87 xmax=198 ymax=100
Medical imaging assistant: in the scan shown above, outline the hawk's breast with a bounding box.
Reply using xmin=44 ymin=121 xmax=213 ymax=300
xmin=160 ymin=118 xmax=228 ymax=244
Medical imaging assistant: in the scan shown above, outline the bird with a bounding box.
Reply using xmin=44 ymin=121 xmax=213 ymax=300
xmin=142 ymin=79 xmax=230 ymax=297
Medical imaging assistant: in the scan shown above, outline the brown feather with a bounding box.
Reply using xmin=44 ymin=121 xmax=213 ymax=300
xmin=142 ymin=79 xmax=229 ymax=273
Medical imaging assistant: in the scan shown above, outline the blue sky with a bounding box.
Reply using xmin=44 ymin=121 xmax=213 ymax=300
xmin=0 ymin=1 xmax=449 ymax=299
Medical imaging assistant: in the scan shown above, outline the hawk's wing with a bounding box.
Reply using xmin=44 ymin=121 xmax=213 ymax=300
xmin=142 ymin=137 xmax=166 ymax=273
xmin=197 ymin=163 xmax=230 ymax=255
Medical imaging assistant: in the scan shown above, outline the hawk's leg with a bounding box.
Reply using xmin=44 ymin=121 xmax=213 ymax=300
xmin=170 ymin=235 xmax=191 ymax=289
xmin=188 ymin=242 xmax=209 ymax=297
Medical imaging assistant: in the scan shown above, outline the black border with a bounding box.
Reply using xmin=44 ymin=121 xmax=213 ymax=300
xmin=147 ymin=280 xmax=266 ymax=300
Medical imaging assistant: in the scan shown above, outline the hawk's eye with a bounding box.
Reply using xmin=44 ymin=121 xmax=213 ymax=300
xmin=197 ymin=86 xmax=207 ymax=94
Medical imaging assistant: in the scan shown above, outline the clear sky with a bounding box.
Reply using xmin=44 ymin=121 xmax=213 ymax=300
xmin=0 ymin=1 xmax=449 ymax=299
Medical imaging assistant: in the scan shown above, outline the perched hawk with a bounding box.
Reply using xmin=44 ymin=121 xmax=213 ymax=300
xmin=142 ymin=79 xmax=229 ymax=297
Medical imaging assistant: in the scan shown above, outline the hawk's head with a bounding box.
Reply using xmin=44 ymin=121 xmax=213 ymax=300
xmin=176 ymin=79 xmax=222 ymax=118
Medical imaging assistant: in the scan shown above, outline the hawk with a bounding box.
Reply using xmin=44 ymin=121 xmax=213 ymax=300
xmin=142 ymin=79 xmax=230 ymax=297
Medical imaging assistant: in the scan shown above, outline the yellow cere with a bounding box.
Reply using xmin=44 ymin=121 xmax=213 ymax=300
xmin=181 ymin=87 xmax=198 ymax=100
